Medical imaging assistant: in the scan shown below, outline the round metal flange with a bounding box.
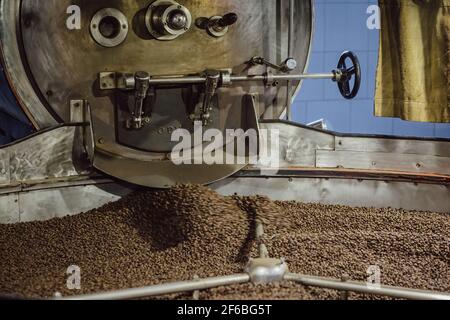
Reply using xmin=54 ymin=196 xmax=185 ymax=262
xmin=145 ymin=0 xmax=192 ymax=41
xmin=90 ymin=8 xmax=129 ymax=48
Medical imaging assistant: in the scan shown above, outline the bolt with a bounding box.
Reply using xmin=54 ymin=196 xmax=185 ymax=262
xmin=98 ymin=138 xmax=105 ymax=144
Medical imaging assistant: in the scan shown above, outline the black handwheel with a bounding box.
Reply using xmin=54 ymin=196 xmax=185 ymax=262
xmin=335 ymin=51 xmax=361 ymax=100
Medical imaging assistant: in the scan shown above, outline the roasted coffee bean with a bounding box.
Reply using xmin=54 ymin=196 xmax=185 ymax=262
xmin=0 ymin=185 xmax=448 ymax=300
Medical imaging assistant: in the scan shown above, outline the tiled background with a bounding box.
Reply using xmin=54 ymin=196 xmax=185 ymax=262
xmin=293 ymin=0 xmax=450 ymax=138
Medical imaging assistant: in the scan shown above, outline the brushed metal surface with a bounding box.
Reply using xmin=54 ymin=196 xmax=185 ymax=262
xmin=0 ymin=126 xmax=90 ymax=186
xmin=316 ymin=150 xmax=450 ymax=175
xmin=335 ymin=136 xmax=450 ymax=157
xmin=259 ymin=121 xmax=335 ymax=167
xmin=18 ymin=183 xmax=131 ymax=223
xmin=212 ymin=177 xmax=450 ymax=214
xmin=0 ymin=181 xmax=132 ymax=224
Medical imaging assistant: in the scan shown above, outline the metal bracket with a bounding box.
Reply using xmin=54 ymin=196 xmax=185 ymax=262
xmin=70 ymin=100 xmax=95 ymax=166
xmin=245 ymin=258 xmax=289 ymax=284
xmin=99 ymin=72 xmax=135 ymax=90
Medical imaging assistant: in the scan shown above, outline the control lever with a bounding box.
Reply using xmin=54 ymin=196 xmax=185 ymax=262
xmin=250 ymin=57 xmax=298 ymax=73
xmin=101 ymin=51 xmax=362 ymax=129
xmin=126 ymin=71 xmax=151 ymax=129
xmin=197 ymin=70 xmax=220 ymax=125
xmin=214 ymin=13 xmax=238 ymax=29
xmin=196 ymin=13 xmax=238 ymax=37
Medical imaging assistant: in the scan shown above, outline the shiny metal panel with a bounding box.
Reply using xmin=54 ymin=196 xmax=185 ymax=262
xmin=259 ymin=121 xmax=335 ymax=167
xmin=212 ymin=177 xmax=450 ymax=213
xmin=317 ymin=150 xmax=450 ymax=175
xmin=18 ymin=183 xmax=131 ymax=223
xmin=0 ymin=126 xmax=90 ymax=186
xmin=335 ymin=136 xmax=450 ymax=157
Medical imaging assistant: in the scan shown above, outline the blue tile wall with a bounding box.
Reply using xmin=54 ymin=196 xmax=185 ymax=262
xmin=293 ymin=0 xmax=450 ymax=139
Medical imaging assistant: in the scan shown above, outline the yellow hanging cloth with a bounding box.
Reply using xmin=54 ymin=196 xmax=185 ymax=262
xmin=375 ymin=0 xmax=450 ymax=123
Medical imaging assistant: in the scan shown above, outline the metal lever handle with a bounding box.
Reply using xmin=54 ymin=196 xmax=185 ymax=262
xmin=197 ymin=12 xmax=238 ymax=37
xmin=217 ymin=13 xmax=238 ymax=28
xmin=250 ymin=57 xmax=298 ymax=73
xmin=200 ymin=70 xmax=220 ymax=125
xmin=127 ymin=71 xmax=150 ymax=129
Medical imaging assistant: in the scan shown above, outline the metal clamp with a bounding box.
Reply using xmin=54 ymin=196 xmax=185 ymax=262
xmin=126 ymin=71 xmax=152 ymax=130
xmin=196 ymin=70 xmax=220 ymax=125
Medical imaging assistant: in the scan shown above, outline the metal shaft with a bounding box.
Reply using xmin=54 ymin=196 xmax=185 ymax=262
xmin=284 ymin=273 xmax=450 ymax=300
xmin=60 ymin=274 xmax=250 ymax=300
xmin=146 ymin=73 xmax=335 ymax=86
xmin=286 ymin=0 xmax=295 ymax=121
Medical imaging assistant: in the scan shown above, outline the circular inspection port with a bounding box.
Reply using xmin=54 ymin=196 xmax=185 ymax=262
xmin=99 ymin=16 xmax=121 ymax=38
xmin=90 ymin=8 xmax=128 ymax=48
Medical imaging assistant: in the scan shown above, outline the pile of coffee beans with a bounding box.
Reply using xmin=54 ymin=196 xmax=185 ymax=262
xmin=0 ymin=185 xmax=448 ymax=300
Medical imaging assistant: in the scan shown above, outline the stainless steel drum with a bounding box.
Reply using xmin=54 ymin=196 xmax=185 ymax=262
xmin=0 ymin=0 xmax=313 ymax=187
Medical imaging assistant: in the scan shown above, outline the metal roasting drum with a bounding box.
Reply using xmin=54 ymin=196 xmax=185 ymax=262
xmin=0 ymin=0 xmax=318 ymax=187
xmin=0 ymin=0 xmax=367 ymax=188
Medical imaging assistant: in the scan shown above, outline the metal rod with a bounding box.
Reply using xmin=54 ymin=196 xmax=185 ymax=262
xmin=286 ymin=0 xmax=295 ymax=121
xmin=288 ymin=0 xmax=295 ymax=58
xmin=286 ymin=81 xmax=293 ymax=121
xmin=284 ymin=273 xmax=450 ymax=300
xmin=147 ymin=73 xmax=334 ymax=86
xmin=60 ymin=274 xmax=250 ymax=300
xmin=255 ymin=220 xmax=269 ymax=259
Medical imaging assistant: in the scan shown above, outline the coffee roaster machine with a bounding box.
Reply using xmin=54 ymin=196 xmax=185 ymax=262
xmin=0 ymin=0 xmax=449 ymax=300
